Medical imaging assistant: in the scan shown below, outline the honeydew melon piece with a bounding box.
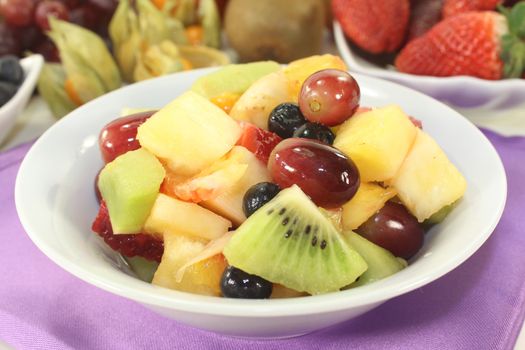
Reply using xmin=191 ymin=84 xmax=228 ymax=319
xmin=191 ymin=61 xmax=281 ymax=99
xmin=98 ymin=148 xmax=165 ymax=234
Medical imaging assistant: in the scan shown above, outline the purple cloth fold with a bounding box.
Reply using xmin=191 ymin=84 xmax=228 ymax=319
xmin=1 ymin=129 xmax=524 ymax=350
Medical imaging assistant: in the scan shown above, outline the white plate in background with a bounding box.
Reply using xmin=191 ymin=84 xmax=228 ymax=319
xmin=334 ymin=22 xmax=525 ymax=109
xmin=0 ymin=54 xmax=44 ymax=145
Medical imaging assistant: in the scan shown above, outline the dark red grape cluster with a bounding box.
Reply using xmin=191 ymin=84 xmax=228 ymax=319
xmin=0 ymin=0 xmax=118 ymax=60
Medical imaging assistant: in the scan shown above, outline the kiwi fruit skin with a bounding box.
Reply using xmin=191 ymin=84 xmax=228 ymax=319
xmin=224 ymin=0 xmax=325 ymax=63
xmin=223 ymin=185 xmax=368 ymax=295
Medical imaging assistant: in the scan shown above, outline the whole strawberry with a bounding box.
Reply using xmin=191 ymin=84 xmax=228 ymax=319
xmin=442 ymin=0 xmax=502 ymax=18
xmin=395 ymin=3 xmax=525 ymax=79
xmin=332 ymin=0 xmax=410 ymax=54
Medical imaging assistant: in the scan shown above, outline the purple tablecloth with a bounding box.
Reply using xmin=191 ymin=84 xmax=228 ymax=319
xmin=1 ymin=129 xmax=524 ymax=350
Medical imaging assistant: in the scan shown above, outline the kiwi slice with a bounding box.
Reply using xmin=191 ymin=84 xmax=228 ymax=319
xmin=344 ymin=231 xmax=406 ymax=288
xmin=223 ymin=185 xmax=368 ymax=295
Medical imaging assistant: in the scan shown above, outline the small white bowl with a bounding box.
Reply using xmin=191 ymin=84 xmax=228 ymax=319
xmin=15 ymin=68 xmax=507 ymax=338
xmin=0 ymin=54 xmax=44 ymax=144
xmin=333 ymin=22 xmax=525 ymax=109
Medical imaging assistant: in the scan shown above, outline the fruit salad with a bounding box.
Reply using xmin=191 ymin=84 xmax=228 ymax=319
xmin=92 ymin=54 xmax=467 ymax=298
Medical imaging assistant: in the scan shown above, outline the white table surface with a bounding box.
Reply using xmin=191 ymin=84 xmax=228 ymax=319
xmin=2 ymin=97 xmax=525 ymax=349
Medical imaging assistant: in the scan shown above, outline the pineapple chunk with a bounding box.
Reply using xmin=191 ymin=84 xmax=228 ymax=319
xmin=152 ymin=233 xmax=227 ymax=296
xmin=342 ymin=183 xmax=397 ymax=230
xmin=392 ymin=129 xmax=467 ymax=222
xmin=334 ymin=105 xmax=417 ymax=182
xmin=283 ymin=54 xmax=347 ymax=101
xmin=229 ymin=71 xmax=290 ymax=129
xmin=201 ymin=146 xmax=271 ymax=226
xmin=137 ymin=91 xmax=241 ymax=177
xmin=144 ymin=193 xmax=232 ymax=241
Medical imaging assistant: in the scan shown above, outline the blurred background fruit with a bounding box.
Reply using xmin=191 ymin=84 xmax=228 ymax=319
xmin=333 ymin=0 xmax=525 ymax=79
xmin=0 ymin=0 xmax=117 ymax=61
xmin=0 ymin=0 xmax=231 ymax=117
xmin=224 ymin=0 xmax=326 ymax=63
xmin=332 ymin=0 xmax=410 ymax=54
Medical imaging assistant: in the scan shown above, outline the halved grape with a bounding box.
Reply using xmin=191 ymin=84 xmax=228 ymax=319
xmin=299 ymin=69 xmax=360 ymax=127
xmin=268 ymin=138 xmax=360 ymax=209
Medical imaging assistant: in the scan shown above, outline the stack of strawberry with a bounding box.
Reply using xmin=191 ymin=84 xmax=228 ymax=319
xmin=332 ymin=0 xmax=525 ymax=79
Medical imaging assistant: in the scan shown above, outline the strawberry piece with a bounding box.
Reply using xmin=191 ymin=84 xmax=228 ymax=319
xmin=236 ymin=122 xmax=282 ymax=164
xmin=395 ymin=11 xmax=507 ymax=79
xmin=332 ymin=0 xmax=410 ymax=53
xmin=409 ymin=116 xmax=423 ymax=129
xmin=408 ymin=0 xmax=444 ymax=40
xmin=442 ymin=0 xmax=502 ymax=18
xmin=92 ymin=201 xmax=164 ymax=262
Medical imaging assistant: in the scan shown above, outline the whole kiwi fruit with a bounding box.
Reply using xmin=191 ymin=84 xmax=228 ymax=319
xmin=224 ymin=0 xmax=326 ymax=63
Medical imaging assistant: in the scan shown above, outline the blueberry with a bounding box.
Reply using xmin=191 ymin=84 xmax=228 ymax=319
xmin=0 ymin=81 xmax=18 ymax=107
xmin=242 ymin=182 xmax=281 ymax=217
xmin=293 ymin=122 xmax=335 ymax=145
xmin=0 ymin=55 xmax=23 ymax=85
xmin=221 ymin=266 xmax=272 ymax=299
xmin=268 ymin=103 xmax=307 ymax=138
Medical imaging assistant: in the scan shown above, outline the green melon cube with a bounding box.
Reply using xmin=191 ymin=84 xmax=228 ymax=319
xmin=98 ymin=148 xmax=165 ymax=234
xmin=191 ymin=61 xmax=281 ymax=99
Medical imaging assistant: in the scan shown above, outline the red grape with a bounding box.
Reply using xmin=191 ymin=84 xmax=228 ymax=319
xmin=0 ymin=0 xmax=35 ymax=27
xmin=0 ymin=21 xmax=21 ymax=56
xmin=34 ymin=0 xmax=69 ymax=31
xmin=268 ymin=138 xmax=360 ymax=209
xmin=69 ymin=4 xmax=99 ymax=30
xmin=32 ymin=38 xmax=60 ymax=62
xmin=87 ymin=0 xmax=117 ymax=14
xmin=356 ymin=201 xmax=424 ymax=259
xmin=59 ymin=0 xmax=82 ymax=9
xmin=15 ymin=24 xmax=44 ymax=50
xmin=299 ymin=69 xmax=360 ymax=126
xmin=99 ymin=111 xmax=156 ymax=163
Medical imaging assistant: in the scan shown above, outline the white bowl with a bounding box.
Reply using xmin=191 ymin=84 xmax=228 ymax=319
xmin=333 ymin=22 xmax=525 ymax=109
xmin=15 ymin=68 xmax=507 ymax=338
xmin=0 ymin=54 xmax=44 ymax=144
